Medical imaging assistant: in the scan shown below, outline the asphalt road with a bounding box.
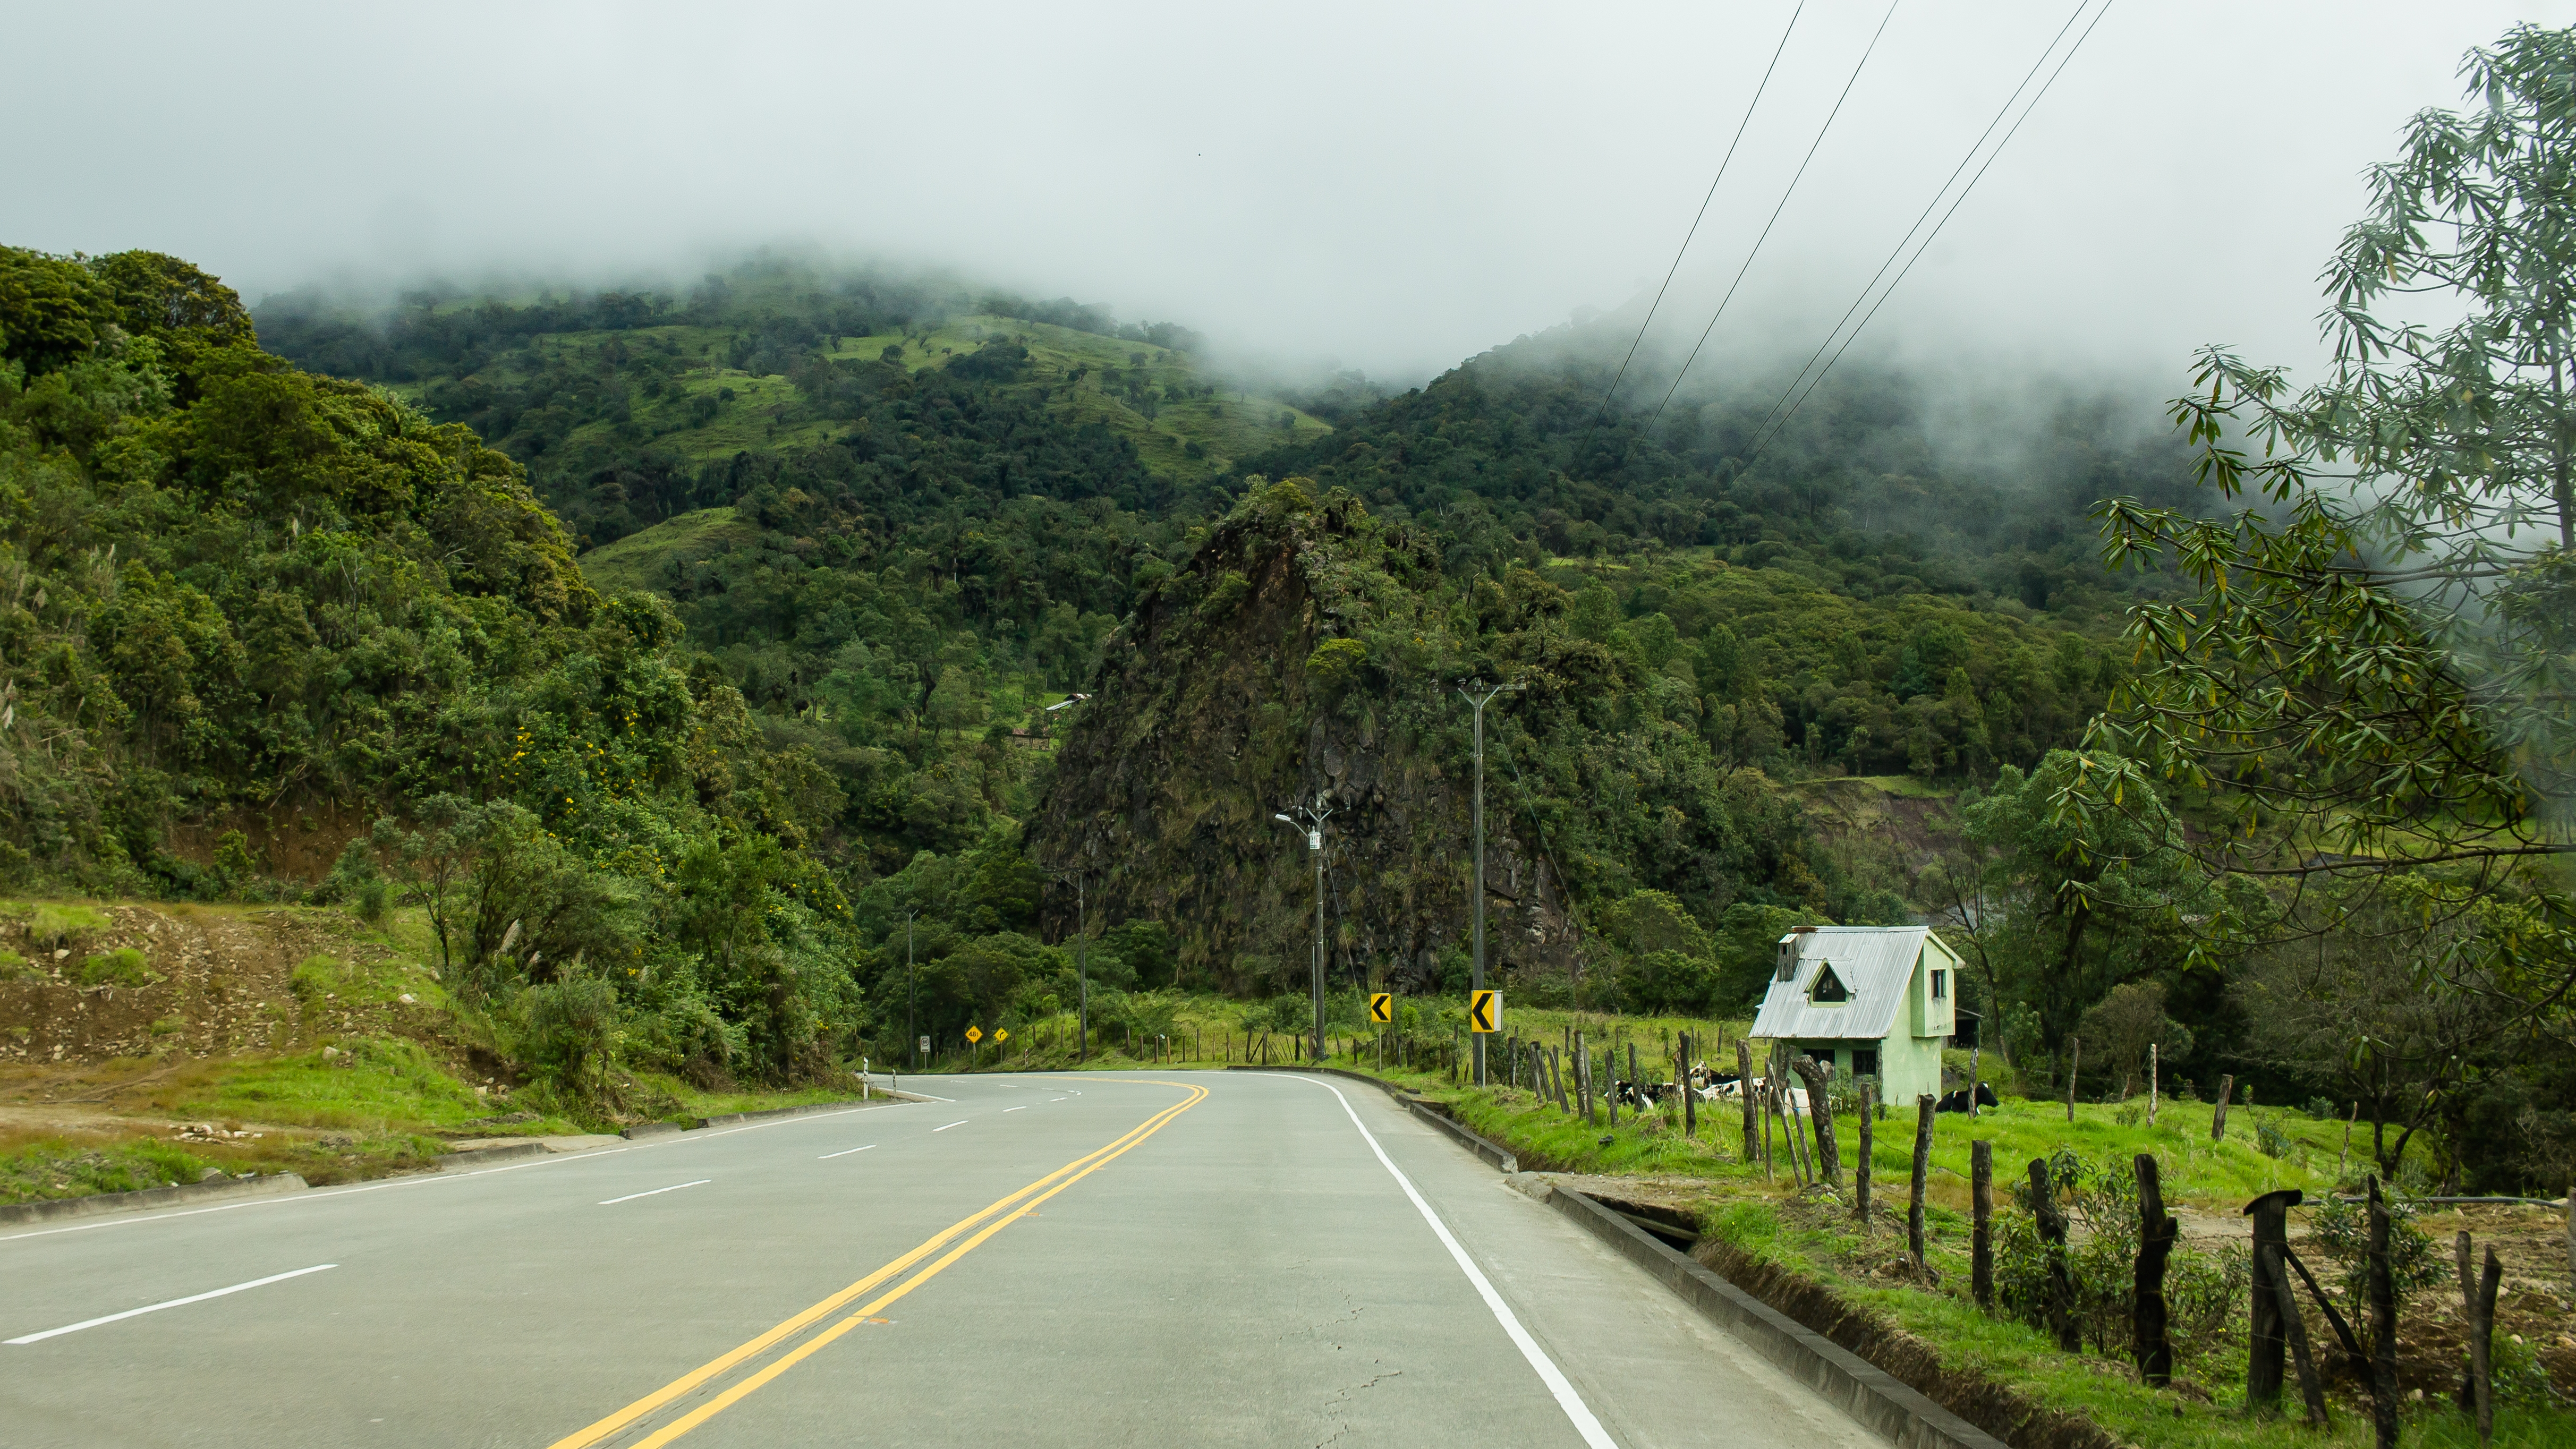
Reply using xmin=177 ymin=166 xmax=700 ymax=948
xmin=1 ymin=1070 xmax=1883 ymax=1448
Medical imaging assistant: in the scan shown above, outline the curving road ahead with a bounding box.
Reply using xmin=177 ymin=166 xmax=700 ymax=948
xmin=1 ymin=1070 xmax=1882 ymax=1448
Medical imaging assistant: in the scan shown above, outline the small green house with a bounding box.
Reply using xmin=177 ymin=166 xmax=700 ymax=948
xmin=1749 ymin=925 xmax=1961 ymax=1104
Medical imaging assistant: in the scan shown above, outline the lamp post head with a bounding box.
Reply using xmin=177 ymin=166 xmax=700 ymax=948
xmin=1273 ymin=813 xmax=1294 ymax=824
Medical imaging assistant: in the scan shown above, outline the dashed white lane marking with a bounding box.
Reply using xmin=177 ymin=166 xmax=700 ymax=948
xmin=818 ymin=1146 xmax=877 ymax=1160
xmin=598 ymin=1180 xmax=711 ymax=1206
xmin=1004 ymin=1106 xmax=1027 ymax=1112
xmin=932 ymin=1121 xmax=968 ymax=1132
xmin=7 ymin=1264 xmax=336 ymax=1345
xmin=1048 ymin=1097 xmax=1068 ymax=1103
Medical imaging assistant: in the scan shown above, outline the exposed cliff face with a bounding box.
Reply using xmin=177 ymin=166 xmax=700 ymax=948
xmin=1031 ymin=480 xmax=1582 ymax=992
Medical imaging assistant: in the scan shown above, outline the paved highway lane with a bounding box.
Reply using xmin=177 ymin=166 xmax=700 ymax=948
xmin=1 ymin=1072 xmax=1881 ymax=1449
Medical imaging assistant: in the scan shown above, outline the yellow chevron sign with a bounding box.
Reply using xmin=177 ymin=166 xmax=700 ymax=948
xmin=1469 ymin=990 xmax=1501 ymax=1034
xmin=1368 ymin=993 xmax=1392 ymax=1025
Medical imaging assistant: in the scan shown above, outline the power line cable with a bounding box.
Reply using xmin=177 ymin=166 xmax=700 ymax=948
xmin=1585 ymin=2 xmax=1807 ymax=430
xmin=1735 ymin=0 xmax=2118 ymax=478
xmin=1734 ymin=0 xmax=2094 ymax=462
xmin=1640 ymin=0 xmax=1904 ymax=441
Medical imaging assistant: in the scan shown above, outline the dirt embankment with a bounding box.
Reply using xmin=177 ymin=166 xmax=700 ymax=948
xmin=0 ymin=902 xmax=406 ymax=1068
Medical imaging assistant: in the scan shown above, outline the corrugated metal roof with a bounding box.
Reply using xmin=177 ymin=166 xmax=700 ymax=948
xmin=1749 ymin=926 xmax=1938 ymax=1042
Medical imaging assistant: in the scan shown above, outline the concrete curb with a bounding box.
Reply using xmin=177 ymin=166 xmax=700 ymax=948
xmin=1403 ymin=1101 xmax=1517 ymax=1173
xmin=1225 ymin=1065 xmax=1518 ymax=1173
xmin=622 ymin=1121 xmax=685 ymax=1140
xmin=0 ymin=1172 xmax=309 ymax=1226
xmin=445 ymin=1140 xmax=554 ymax=1164
xmin=698 ymin=1097 xmax=882 ymax=1128
xmin=1542 ymin=1184 xmax=2008 ymax=1449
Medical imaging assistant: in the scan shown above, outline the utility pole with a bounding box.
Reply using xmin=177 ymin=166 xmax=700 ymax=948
xmin=1273 ymin=792 xmax=1333 ymax=1066
xmin=1458 ymin=678 xmax=1523 ymax=1088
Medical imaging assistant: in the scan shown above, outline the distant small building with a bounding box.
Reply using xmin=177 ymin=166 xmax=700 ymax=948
xmin=1749 ymin=925 xmax=1961 ymax=1104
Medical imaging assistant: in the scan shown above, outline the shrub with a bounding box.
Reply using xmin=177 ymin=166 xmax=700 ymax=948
xmin=515 ymin=976 xmax=621 ymax=1096
xmin=1995 ymin=1149 xmax=2247 ymax=1362
xmin=0 ymin=949 xmax=36 ymax=982
xmin=2307 ymin=1189 xmax=2449 ymax=1346
xmin=29 ymin=903 xmax=108 ymax=949
xmin=290 ymin=954 xmax=343 ymax=1003
xmin=76 ymin=947 xmax=155 ymax=988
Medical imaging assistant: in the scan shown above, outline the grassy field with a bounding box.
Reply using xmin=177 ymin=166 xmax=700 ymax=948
xmin=480 ymin=312 xmax=1331 ymax=492
xmin=576 ymin=505 xmax=760 ymax=593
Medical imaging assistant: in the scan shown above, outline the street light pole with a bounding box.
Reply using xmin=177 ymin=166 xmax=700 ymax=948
xmin=1273 ymin=794 xmax=1333 ymax=1066
xmin=1458 ymin=679 xmax=1523 ymax=1088
xmin=906 ymin=910 xmax=918 ymax=1071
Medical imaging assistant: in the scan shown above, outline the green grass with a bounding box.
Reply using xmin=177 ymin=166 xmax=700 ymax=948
xmin=75 ymin=947 xmax=156 ymax=988
xmin=171 ymin=1036 xmax=564 ymax=1135
xmin=576 ymin=506 xmax=761 ymax=594
xmin=0 ymin=1136 xmax=223 ymax=1204
xmin=20 ymin=901 xmax=110 ymax=948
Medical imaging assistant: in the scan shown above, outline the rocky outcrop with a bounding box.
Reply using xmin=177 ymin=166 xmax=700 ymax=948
xmin=1031 ymin=480 xmax=1583 ymax=991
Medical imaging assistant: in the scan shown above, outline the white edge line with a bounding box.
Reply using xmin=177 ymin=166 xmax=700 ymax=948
xmin=1264 ymin=1074 xmax=1618 ymax=1449
xmin=6 ymin=1264 xmax=337 ymax=1345
xmin=817 ymin=1145 xmax=878 ymax=1160
xmin=931 ymin=1121 xmax=968 ymax=1132
xmin=598 ymin=1179 xmax=712 ymax=1206
xmin=0 ymin=1104 xmax=891 ymax=1246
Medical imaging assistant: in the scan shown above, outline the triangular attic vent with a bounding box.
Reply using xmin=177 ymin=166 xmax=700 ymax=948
xmin=1809 ymin=964 xmax=1849 ymax=1003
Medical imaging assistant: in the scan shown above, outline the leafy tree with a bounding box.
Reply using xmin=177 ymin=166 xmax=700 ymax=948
xmin=2065 ymin=23 xmax=2576 ymax=1081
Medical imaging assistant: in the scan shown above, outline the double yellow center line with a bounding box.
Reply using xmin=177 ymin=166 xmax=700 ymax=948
xmin=549 ymin=1080 xmax=1207 ymax=1448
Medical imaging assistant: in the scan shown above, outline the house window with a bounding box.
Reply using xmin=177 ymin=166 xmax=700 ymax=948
xmin=1810 ymin=965 xmax=1849 ymax=1003
xmin=1932 ymin=969 xmax=1948 ymax=1000
xmin=1853 ymin=1049 xmax=1878 ymax=1078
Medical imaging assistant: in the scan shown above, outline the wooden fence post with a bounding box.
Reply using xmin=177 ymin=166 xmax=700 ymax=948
xmin=2457 ymin=1230 xmax=2502 ymax=1443
xmin=1577 ymin=1032 xmax=1593 ymax=1126
xmin=1970 ymin=1139 xmax=1992 ymax=1309
xmin=1682 ymin=1033 xmax=1697 ymax=1139
xmin=1738 ymin=1039 xmax=1759 ymax=1165
xmin=2213 ymin=1074 xmax=2235 ymax=1141
xmin=2134 ymin=1154 xmax=2177 ymax=1386
xmin=1792 ymin=1054 xmax=1840 ymax=1186
xmin=2066 ymin=1035 xmax=2080 ymax=1123
xmin=1857 ymin=1081 xmax=1876 ymax=1228
xmin=2367 ymin=1177 xmax=2399 ymax=1449
xmin=2148 ymin=1042 xmax=2159 ymax=1127
xmin=2245 ymin=1187 xmax=2300 ymax=1412
xmin=2031 ymin=1159 xmax=2078 ymax=1351
xmin=1908 ymin=1095 xmax=1935 ymax=1273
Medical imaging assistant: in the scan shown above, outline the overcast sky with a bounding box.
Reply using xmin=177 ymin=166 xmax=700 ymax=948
xmin=9 ymin=1 xmax=2574 ymax=386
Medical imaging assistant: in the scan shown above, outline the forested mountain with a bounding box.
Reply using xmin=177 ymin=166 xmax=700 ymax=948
xmin=0 ymin=246 xmax=2190 ymax=1096
xmin=238 ymin=256 xmax=2164 ymax=1041
xmin=0 ymin=246 xmax=871 ymax=1088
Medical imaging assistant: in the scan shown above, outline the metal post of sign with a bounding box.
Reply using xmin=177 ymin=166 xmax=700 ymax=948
xmin=1458 ymin=678 xmax=1522 ymax=1088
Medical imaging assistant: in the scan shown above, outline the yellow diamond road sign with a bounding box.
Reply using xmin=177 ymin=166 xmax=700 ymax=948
xmin=1469 ymin=990 xmax=1501 ymax=1034
xmin=1368 ymin=993 xmax=1392 ymax=1025
xmin=994 ymin=1028 xmax=1009 ymax=1043
xmin=965 ymin=1026 xmax=983 ymax=1044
